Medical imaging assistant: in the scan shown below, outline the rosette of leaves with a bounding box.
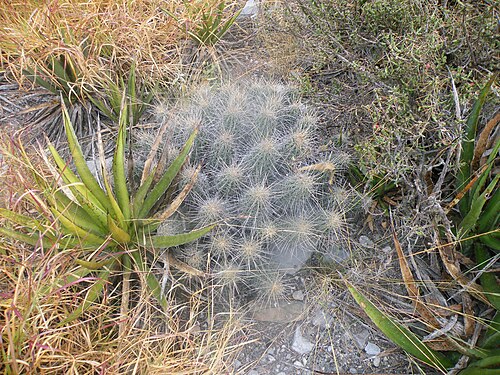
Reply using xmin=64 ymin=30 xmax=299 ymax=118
xmin=0 ymin=102 xmax=214 ymax=320
xmin=162 ymin=1 xmax=241 ymax=47
xmin=346 ymin=76 xmax=499 ymax=373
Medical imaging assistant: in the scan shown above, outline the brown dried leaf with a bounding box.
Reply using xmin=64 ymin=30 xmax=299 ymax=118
xmin=444 ymin=164 xmax=487 ymax=214
xmin=472 ymin=110 xmax=500 ymax=171
xmin=437 ymin=236 xmax=491 ymax=306
xmin=462 ymin=293 xmax=475 ymax=337
xmin=382 ymin=195 xmax=398 ymax=206
xmin=154 ymin=164 xmax=200 ymax=222
xmin=392 ymin=222 xmax=440 ymax=328
xmin=165 ymin=251 xmax=206 ymax=278
xmin=425 ymin=338 xmax=460 ymax=351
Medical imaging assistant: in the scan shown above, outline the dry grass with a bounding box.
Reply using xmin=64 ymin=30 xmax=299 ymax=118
xmin=0 ymin=0 xmax=241 ymax=88
xmin=0 ymin=244 xmax=249 ymax=374
xmin=0 ymin=136 xmax=251 ymax=374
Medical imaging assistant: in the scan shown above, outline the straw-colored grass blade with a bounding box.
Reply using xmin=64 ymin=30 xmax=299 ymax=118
xmin=59 ymin=270 xmax=111 ymax=325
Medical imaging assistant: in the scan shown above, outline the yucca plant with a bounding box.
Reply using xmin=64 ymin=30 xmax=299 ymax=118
xmin=0 ymin=101 xmax=214 ymax=319
xmin=24 ymin=53 xmax=87 ymax=105
xmin=345 ymin=76 xmax=499 ymax=373
xmin=22 ymin=48 xmax=97 ymax=145
xmin=163 ymin=1 xmax=241 ymax=46
xmin=89 ymin=62 xmax=154 ymax=127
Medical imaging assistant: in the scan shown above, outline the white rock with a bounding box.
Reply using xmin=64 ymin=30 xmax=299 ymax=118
xmin=352 ymin=329 xmax=370 ymax=349
xmin=311 ymin=309 xmax=334 ymax=329
xmin=373 ymin=356 xmax=381 ymax=367
xmin=239 ymin=0 xmax=259 ymax=17
xmin=365 ymin=342 xmax=381 ymax=356
xmin=291 ymin=327 xmax=314 ymax=355
xmin=233 ymin=359 xmax=241 ymax=369
xmin=359 ymin=235 xmax=374 ymax=248
xmin=292 ymin=290 xmax=305 ymax=301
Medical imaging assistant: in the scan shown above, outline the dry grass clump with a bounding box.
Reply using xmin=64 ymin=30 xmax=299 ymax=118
xmin=0 ymin=243 xmax=248 ymax=374
xmin=0 ymin=0 xmax=241 ymax=87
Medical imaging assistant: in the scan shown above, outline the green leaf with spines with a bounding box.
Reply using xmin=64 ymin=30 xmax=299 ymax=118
xmin=0 ymin=208 xmax=47 ymax=233
xmin=113 ymin=104 xmax=131 ymax=222
xmin=459 ymin=174 xmax=499 ymax=237
xmin=132 ymin=170 xmax=155 ymax=218
xmin=475 ymin=244 xmax=500 ymax=309
xmin=471 ymin=138 xmax=500 ymax=206
xmin=345 ymin=280 xmax=452 ymax=370
xmin=51 ymin=207 xmax=107 ymax=246
xmin=139 ymin=129 xmax=198 ymax=218
xmin=47 ymin=139 xmax=107 ymax=218
xmin=457 ymin=75 xmax=496 ymax=215
xmin=0 ymin=227 xmax=49 ymax=248
xmin=50 ymin=190 xmax=108 ymax=236
xmin=140 ymin=224 xmax=215 ymax=248
xmin=61 ymin=103 xmax=116 ymax=215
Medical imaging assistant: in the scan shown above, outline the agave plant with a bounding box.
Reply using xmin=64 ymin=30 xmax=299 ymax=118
xmin=163 ymin=1 xmax=241 ymax=47
xmin=345 ymin=76 xmax=499 ymax=373
xmin=0 ymin=101 xmax=214 ymax=319
xmin=89 ymin=62 xmax=154 ymax=127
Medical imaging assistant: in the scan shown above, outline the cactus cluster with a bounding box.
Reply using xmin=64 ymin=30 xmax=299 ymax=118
xmin=135 ymin=80 xmax=354 ymax=305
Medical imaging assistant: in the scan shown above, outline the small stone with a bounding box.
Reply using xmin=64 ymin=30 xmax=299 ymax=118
xmin=252 ymin=301 xmax=305 ymax=323
xmin=373 ymin=357 xmax=381 ymax=367
xmin=365 ymin=342 xmax=381 ymax=356
xmin=277 ymin=373 xmax=286 ymax=375
xmin=190 ymin=323 xmax=201 ymax=335
xmin=267 ymin=355 xmax=275 ymax=363
xmin=233 ymin=359 xmax=241 ymax=369
xmin=248 ymin=370 xmax=259 ymax=375
xmin=359 ymin=235 xmax=374 ymax=248
xmin=349 ymin=368 xmax=357 ymax=374
xmin=352 ymin=329 xmax=370 ymax=349
xmin=291 ymin=327 xmax=315 ymax=355
xmin=292 ymin=290 xmax=305 ymax=301
xmin=293 ymin=360 xmax=303 ymax=367
xmin=311 ymin=309 xmax=334 ymax=328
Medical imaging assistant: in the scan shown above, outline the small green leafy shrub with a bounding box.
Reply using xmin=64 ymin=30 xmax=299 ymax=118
xmin=266 ymin=0 xmax=499 ymax=183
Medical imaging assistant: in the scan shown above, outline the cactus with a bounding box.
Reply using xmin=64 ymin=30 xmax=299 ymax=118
xmin=142 ymin=79 xmax=353 ymax=307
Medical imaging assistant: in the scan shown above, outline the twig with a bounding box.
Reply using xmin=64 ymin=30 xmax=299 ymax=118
xmin=447 ymin=66 xmax=462 ymax=121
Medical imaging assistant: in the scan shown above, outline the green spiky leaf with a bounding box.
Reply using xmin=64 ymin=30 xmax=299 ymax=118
xmin=345 ymin=280 xmax=452 ymax=370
